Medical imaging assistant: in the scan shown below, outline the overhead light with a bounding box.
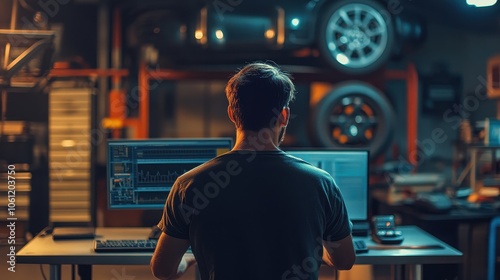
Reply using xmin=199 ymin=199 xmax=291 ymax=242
xmin=215 ymin=29 xmax=224 ymax=40
xmin=195 ymin=30 xmax=204 ymax=40
xmin=265 ymin=29 xmax=275 ymax=39
xmin=466 ymin=0 xmax=497 ymax=7
xmin=291 ymin=18 xmax=300 ymax=27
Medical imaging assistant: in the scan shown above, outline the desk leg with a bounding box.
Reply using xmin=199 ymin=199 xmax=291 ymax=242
xmin=78 ymin=264 xmax=92 ymax=280
xmin=391 ymin=265 xmax=423 ymax=280
xmin=50 ymin=264 xmax=61 ymax=280
xmin=458 ymin=222 xmax=471 ymax=280
xmin=391 ymin=265 xmax=403 ymax=280
xmin=406 ymin=264 xmax=422 ymax=280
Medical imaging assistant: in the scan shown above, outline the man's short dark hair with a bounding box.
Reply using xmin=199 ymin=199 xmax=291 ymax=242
xmin=225 ymin=62 xmax=296 ymax=131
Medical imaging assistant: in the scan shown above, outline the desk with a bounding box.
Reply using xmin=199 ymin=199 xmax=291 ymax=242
xmin=372 ymin=191 xmax=498 ymax=280
xmin=17 ymin=228 xmax=158 ymax=280
xmin=355 ymin=226 xmax=462 ymax=280
xmin=17 ymin=226 xmax=462 ymax=280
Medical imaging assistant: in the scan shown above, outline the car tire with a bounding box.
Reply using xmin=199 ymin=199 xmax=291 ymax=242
xmin=318 ymin=0 xmax=395 ymax=75
xmin=311 ymin=81 xmax=395 ymax=158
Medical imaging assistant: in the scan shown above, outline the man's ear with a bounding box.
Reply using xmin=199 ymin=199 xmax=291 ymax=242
xmin=227 ymin=106 xmax=236 ymax=124
xmin=280 ymin=107 xmax=290 ymax=127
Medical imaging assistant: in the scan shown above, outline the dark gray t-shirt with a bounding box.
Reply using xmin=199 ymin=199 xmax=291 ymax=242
xmin=158 ymin=150 xmax=351 ymax=280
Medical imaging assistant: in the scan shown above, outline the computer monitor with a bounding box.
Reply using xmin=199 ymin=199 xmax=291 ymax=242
xmin=286 ymin=149 xmax=369 ymax=222
xmin=107 ymin=138 xmax=233 ymax=209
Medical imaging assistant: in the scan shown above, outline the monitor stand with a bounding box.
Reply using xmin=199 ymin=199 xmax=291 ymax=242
xmin=148 ymin=225 xmax=162 ymax=240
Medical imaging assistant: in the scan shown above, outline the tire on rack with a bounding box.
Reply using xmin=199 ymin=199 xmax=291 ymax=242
xmin=311 ymin=81 xmax=395 ymax=159
xmin=318 ymin=0 xmax=395 ymax=75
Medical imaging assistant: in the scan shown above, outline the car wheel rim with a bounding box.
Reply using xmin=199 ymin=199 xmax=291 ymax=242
xmin=325 ymin=3 xmax=388 ymax=69
xmin=312 ymin=82 xmax=395 ymax=158
xmin=328 ymin=95 xmax=377 ymax=145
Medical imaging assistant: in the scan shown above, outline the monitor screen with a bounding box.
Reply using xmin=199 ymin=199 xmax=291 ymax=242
xmin=107 ymin=138 xmax=233 ymax=209
xmin=286 ymin=150 xmax=369 ymax=221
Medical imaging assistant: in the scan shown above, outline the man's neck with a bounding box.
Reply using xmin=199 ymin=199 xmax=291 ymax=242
xmin=232 ymin=129 xmax=281 ymax=151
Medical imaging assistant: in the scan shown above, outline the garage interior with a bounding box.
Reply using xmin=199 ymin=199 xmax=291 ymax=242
xmin=1 ymin=0 xmax=500 ymax=279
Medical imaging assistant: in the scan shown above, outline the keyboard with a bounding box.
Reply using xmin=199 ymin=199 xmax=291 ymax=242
xmin=354 ymin=240 xmax=369 ymax=254
xmin=94 ymin=239 xmax=368 ymax=254
xmin=94 ymin=239 xmax=158 ymax=252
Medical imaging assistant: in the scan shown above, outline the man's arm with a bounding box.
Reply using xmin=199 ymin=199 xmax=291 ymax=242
xmin=150 ymin=232 xmax=195 ymax=280
xmin=322 ymin=234 xmax=355 ymax=270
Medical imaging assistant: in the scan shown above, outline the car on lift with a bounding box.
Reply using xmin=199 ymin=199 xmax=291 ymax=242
xmin=120 ymin=0 xmax=425 ymax=157
xmin=124 ymin=0 xmax=425 ymax=75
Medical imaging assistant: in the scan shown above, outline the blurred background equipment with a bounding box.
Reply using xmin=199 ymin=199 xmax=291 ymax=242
xmin=0 ymin=0 xmax=56 ymax=238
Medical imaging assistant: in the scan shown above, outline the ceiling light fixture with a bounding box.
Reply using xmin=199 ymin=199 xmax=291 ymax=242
xmin=466 ymin=0 xmax=497 ymax=7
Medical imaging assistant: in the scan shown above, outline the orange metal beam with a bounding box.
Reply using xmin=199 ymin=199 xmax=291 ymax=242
xmin=111 ymin=7 xmax=123 ymax=138
xmin=384 ymin=65 xmax=419 ymax=167
xmin=112 ymin=7 xmax=122 ymax=87
xmin=148 ymin=69 xmax=233 ymax=81
xmin=123 ymin=118 xmax=139 ymax=126
xmin=407 ymin=63 xmax=419 ymax=167
xmin=108 ymin=89 xmax=125 ymax=138
xmin=49 ymin=68 xmax=129 ymax=77
xmin=138 ymin=62 xmax=149 ymax=138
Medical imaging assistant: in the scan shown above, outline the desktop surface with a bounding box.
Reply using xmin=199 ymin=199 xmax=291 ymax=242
xmin=17 ymin=226 xmax=462 ymax=280
xmin=355 ymin=226 xmax=462 ymax=265
xmin=17 ymin=228 xmax=158 ymax=265
xmin=17 ymin=226 xmax=462 ymax=266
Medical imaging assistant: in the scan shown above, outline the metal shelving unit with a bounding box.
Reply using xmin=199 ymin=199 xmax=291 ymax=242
xmin=48 ymin=86 xmax=94 ymax=224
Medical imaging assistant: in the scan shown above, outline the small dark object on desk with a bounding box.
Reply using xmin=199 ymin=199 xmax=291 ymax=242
xmin=411 ymin=192 xmax=452 ymax=214
xmin=52 ymin=227 xmax=96 ymax=240
xmin=371 ymin=215 xmax=404 ymax=244
xmin=353 ymin=240 xmax=369 ymax=253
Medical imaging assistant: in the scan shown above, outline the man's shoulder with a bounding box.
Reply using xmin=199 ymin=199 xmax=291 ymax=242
xmin=176 ymin=153 xmax=234 ymax=181
xmin=284 ymin=153 xmax=332 ymax=178
xmin=176 ymin=150 xmax=333 ymax=185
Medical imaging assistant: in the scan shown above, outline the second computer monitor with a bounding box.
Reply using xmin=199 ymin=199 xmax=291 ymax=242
xmin=107 ymin=138 xmax=233 ymax=210
xmin=286 ymin=149 xmax=369 ymax=222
